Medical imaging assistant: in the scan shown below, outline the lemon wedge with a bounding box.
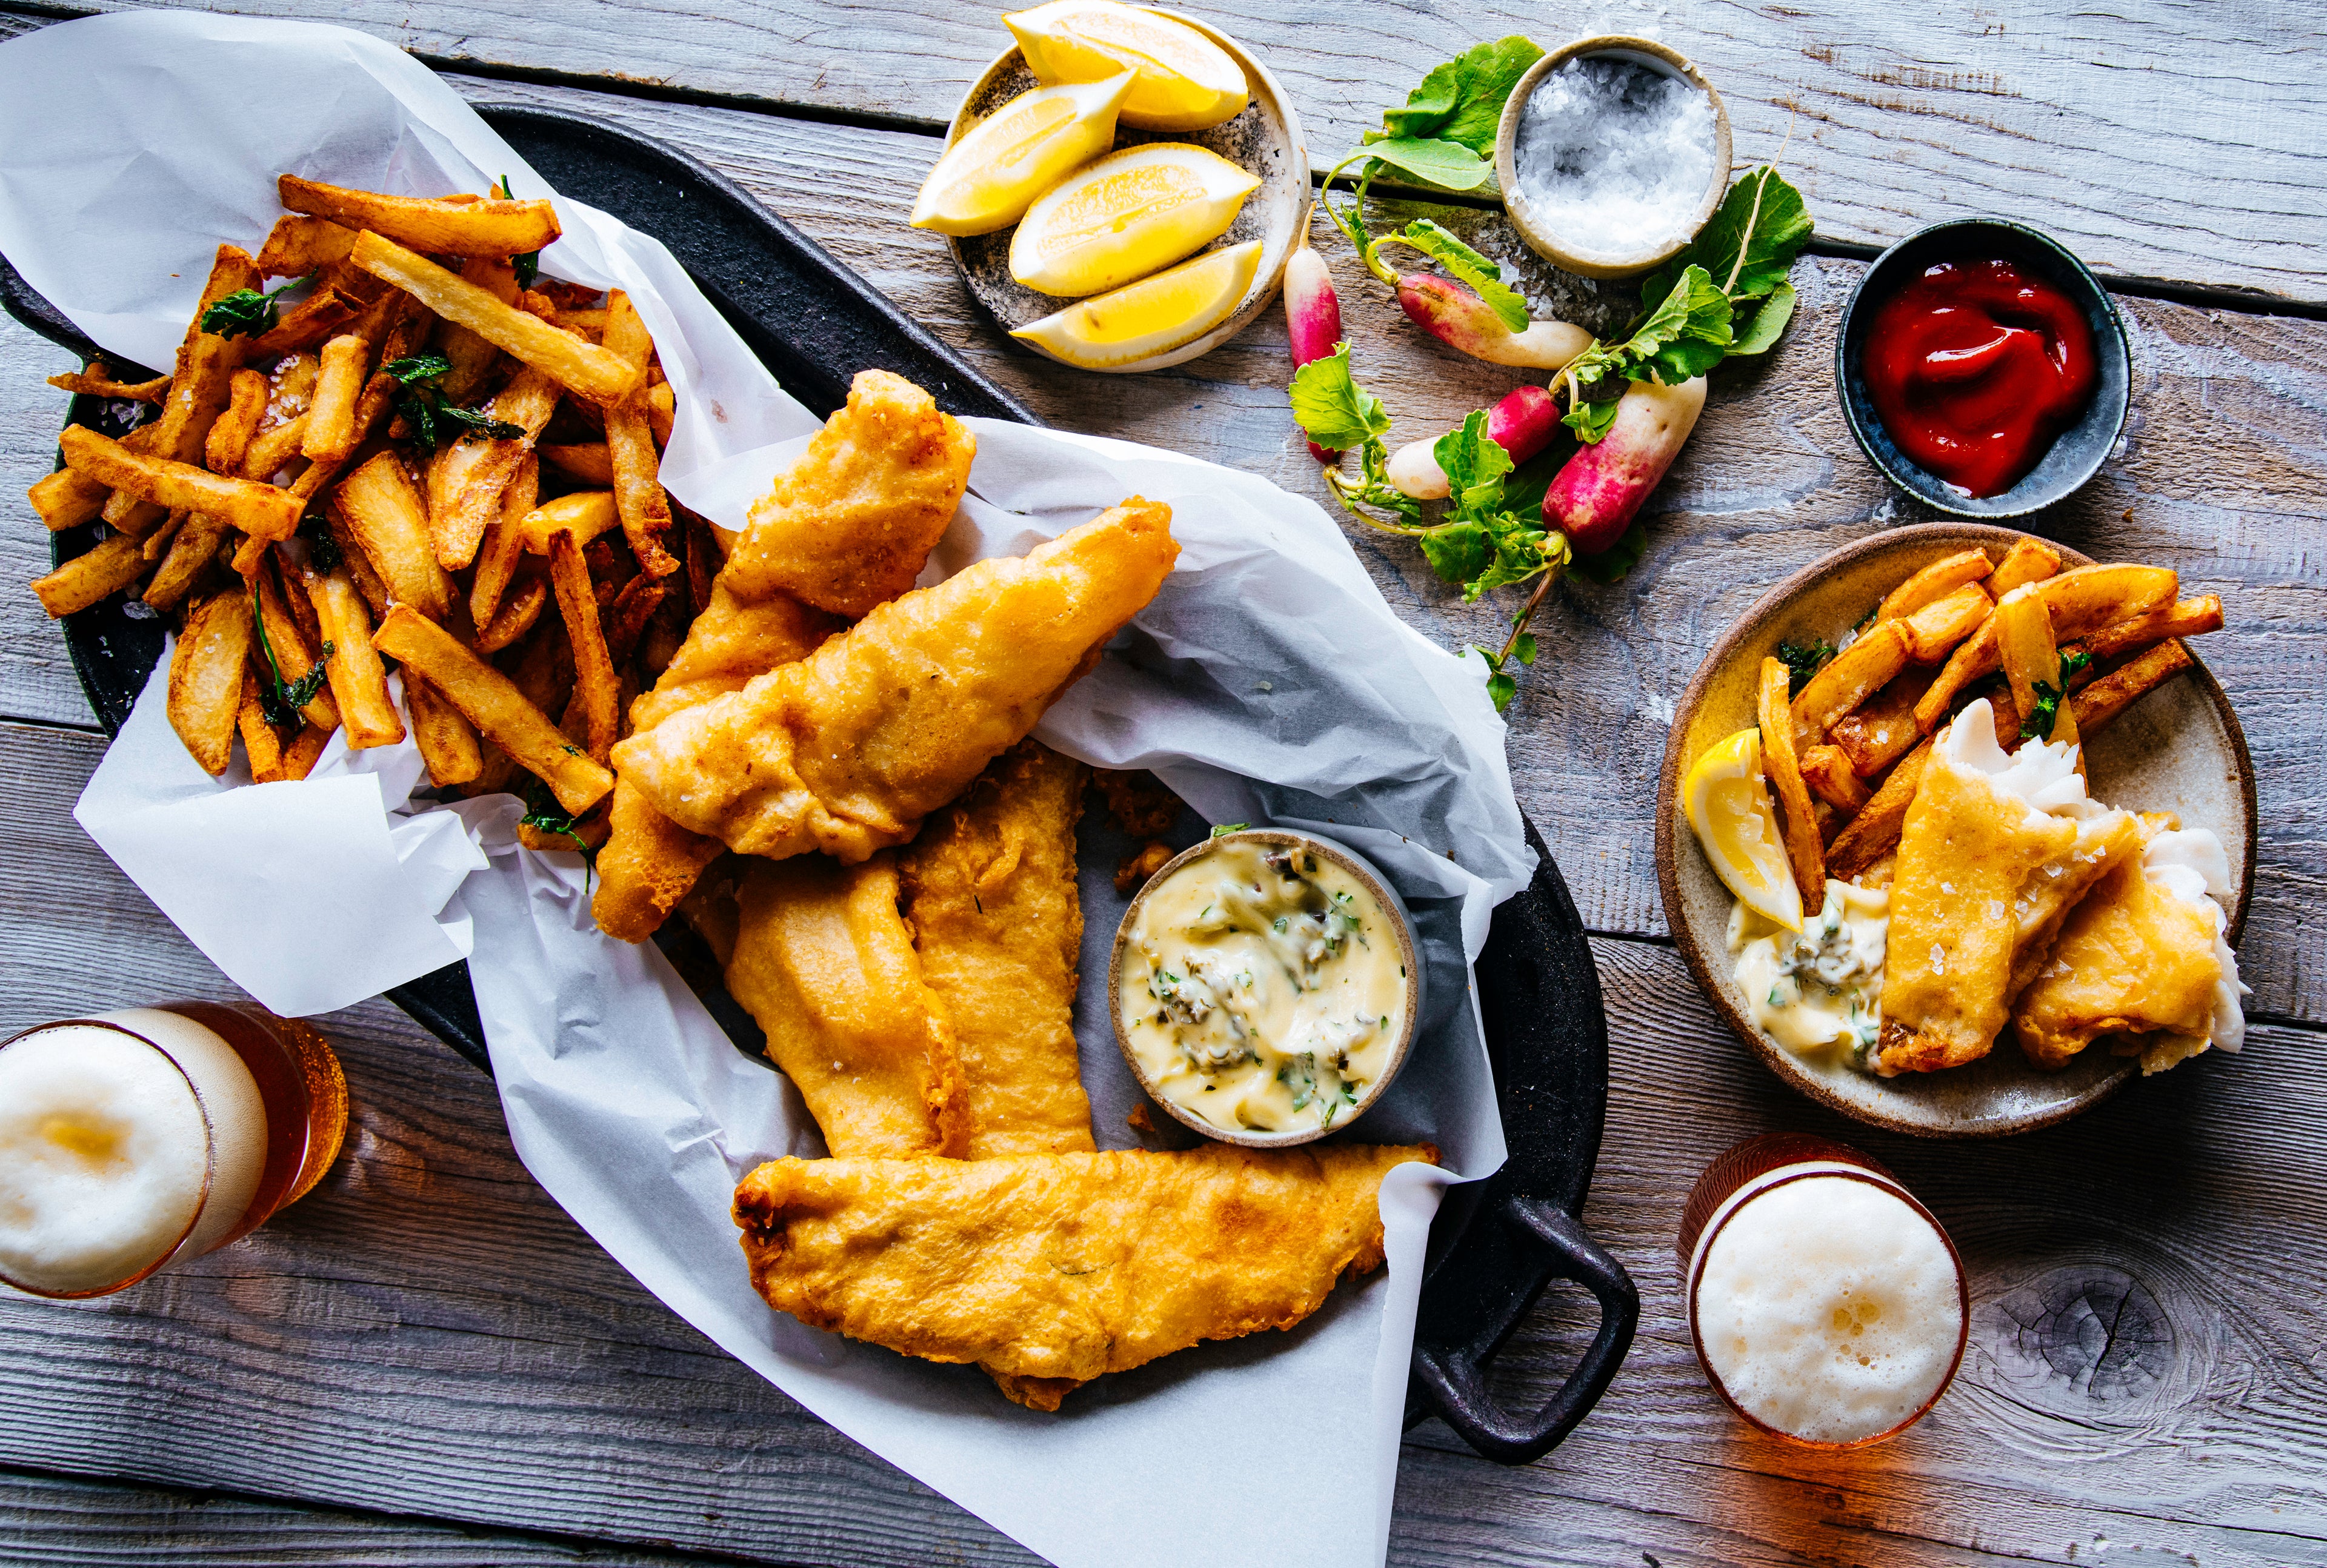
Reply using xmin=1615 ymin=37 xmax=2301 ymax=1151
xmin=1008 ymin=141 xmax=1259 ymax=297
xmin=1685 ymin=727 xmax=1803 ymax=931
xmin=911 ymin=74 xmax=1134 ymax=237
xmin=1005 ymin=0 xmax=1249 ymax=131
xmin=1014 ymin=238 xmax=1261 ymax=368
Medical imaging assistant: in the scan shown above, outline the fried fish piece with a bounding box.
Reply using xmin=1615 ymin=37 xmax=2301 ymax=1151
xmin=728 ymin=368 xmax=974 ymax=620
xmin=2013 ymin=815 xmax=2245 ymax=1075
xmin=1876 ymin=699 xmax=2139 ymax=1075
xmin=732 ymin=1141 xmax=1437 ymax=1409
xmin=725 ymin=852 xmax=970 ymax=1158
xmin=616 ymin=498 xmax=1178 ymax=863
xmin=899 ymin=740 xmax=1093 ymax=1158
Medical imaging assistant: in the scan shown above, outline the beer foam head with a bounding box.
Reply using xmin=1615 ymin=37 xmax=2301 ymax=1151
xmin=1694 ymin=1174 xmax=1962 ymax=1444
xmin=0 ymin=1025 xmax=210 ymax=1295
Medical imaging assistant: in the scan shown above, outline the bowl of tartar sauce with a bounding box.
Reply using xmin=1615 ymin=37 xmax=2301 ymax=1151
xmin=1110 ymin=828 xmax=1422 ymax=1146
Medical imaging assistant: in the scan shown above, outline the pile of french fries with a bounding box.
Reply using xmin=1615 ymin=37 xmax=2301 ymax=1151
xmin=1755 ymin=538 xmax=2225 ymax=906
xmin=26 ymin=175 xmax=715 ymax=849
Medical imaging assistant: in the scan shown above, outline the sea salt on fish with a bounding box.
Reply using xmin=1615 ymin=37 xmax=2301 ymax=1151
xmin=1513 ymin=55 xmax=1717 ymax=262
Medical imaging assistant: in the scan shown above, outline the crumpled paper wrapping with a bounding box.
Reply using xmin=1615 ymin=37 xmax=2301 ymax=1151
xmin=1 ymin=15 xmax=1537 ymax=1566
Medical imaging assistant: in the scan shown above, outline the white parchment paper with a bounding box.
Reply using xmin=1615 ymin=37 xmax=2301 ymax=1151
xmin=1 ymin=16 xmax=1536 ymax=1565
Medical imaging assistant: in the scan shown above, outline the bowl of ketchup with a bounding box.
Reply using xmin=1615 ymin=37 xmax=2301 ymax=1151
xmin=1836 ymin=219 xmax=2129 ymax=519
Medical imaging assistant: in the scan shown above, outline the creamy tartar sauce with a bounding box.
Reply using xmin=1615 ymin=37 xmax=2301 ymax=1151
xmin=1729 ymin=882 xmax=1889 ymax=1068
xmin=1119 ymin=838 xmax=1408 ymax=1135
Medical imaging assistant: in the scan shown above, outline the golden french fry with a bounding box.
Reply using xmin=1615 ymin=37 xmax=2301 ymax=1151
xmin=1828 ymin=741 xmax=1927 ymax=882
xmin=548 ymin=530 xmax=619 ymax=761
xmin=517 ymin=491 xmax=619 ymax=554
xmin=237 ymin=674 xmax=288 ymax=782
xmin=470 ymin=452 xmax=538 ymax=628
xmin=1988 ymin=536 xmax=2062 ymax=597
xmin=539 ymin=442 xmax=613 ymax=485
xmin=1915 ymin=563 xmax=2179 ymax=733
xmin=304 ymin=567 xmax=404 ymax=749
xmin=241 ymin=410 xmax=311 ymax=482
xmin=279 ymin=723 xmax=334 ymax=781
xmin=349 ymin=233 xmax=639 ymax=405
xmin=252 ymin=559 xmax=341 ymax=732
xmin=48 ymin=365 xmax=170 ymax=402
xmin=30 ymin=531 xmax=148 ymax=618
xmin=601 ymin=573 xmax=668 ymax=667
xmin=106 ymin=245 xmax=259 ymax=535
xmin=407 ymin=674 xmax=484 ymax=786
xmin=1899 ymin=580 xmax=1993 ymax=665
xmin=142 ymin=510 xmax=188 ymax=563
xmin=1876 ymin=548 xmax=1992 ymax=622
xmin=1994 ymin=583 xmax=2079 ymax=754
xmin=474 ymin=572 xmax=550 ymax=655
xmin=330 ymin=451 xmax=454 ymax=620
xmin=301 ymin=333 xmax=368 ymax=463
xmin=245 ymin=283 xmax=364 ymax=360
xmin=680 ymin=503 xmax=720 ymax=619
xmin=2071 ymin=639 xmax=2195 ymax=733
xmin=28 ymin=466 xmax=111 ymax=532
xmin=1799 ymin=743 xmax=1871 ymax=812
xmin=279 ymin=174 xmax=562 ymax=257
xmin=141 ymin=513 xmax=233 ymax=613
xmin=435 ymin=256 xmax=520 ymax=405
xmin=62 ymin=425 xmax=302 ymax=540
xmin=2079 ymin=596 xmax=2223 ymax=662
xmin=371 ymin=605 xmax=613 ymax=814
xmin=169 ymin=588 xmax=253 ymax=776
xmin=1759 ymin=656 xmax=1825 ymax=908
xmin=598 ymin=293 xmax=677 ymax=576
xmin=206 ymin=368 xmax=270 ymax=476
xmin=645 ymin=380 xmax=674 ymax=449
xmin=1789 ymin=619 xmax=1909 ymax=744
xmin=425 ymin=366 xmax=561 ymax=570
xmin=1826 ymin=666 xmax=1934 ymax=779
xmin=324 ymin=507 xmax=391 ymax=620
xmin=255 ymin=214 xmax=358 ymax=279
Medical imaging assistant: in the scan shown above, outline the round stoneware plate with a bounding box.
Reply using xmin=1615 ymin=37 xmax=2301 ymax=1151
xmin=941 ymin=9 xmax=1307 ymax=373
xmin=1654 ymin=523 xmax=2256 ymax=1138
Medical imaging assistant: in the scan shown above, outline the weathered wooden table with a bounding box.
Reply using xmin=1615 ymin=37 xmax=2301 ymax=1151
xmin=3 ymin=2 xmax=2322 ymax=1563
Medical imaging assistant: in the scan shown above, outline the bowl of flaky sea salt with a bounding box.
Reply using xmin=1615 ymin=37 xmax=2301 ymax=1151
xmin=1494 ymin=35 xmax=1732 ymax=280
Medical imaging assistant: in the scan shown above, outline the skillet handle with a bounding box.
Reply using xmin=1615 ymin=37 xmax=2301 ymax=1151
xmin=0 ymin=251 xmax=104 ymax=364
xmin=1410 ymin=1193 xmax=1638 ymax=1465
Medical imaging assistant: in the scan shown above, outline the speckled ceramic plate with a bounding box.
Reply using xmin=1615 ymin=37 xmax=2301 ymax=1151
xmin=940 ymin=8 xmax=1307 ymax=373
xmin=1654 ymin=523 xmax=2256 ymax=1138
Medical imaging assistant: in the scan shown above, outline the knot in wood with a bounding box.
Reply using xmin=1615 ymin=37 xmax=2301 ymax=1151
xmin=1991 ymin=1264 xmax=2173 ymax=1404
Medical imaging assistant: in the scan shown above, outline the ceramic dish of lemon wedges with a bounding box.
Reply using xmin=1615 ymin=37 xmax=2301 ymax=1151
xmin=913 ymin=1 xmax=1308 ymax=373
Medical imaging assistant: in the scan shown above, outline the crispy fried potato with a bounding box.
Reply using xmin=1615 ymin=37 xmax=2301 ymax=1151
xmin=1799 ymin=743 xmax=1871 ymax=812
xmin=301 ymin=332 xmax=369 ymax=464
xmin=1988 ymin=536 xmax=2062 ymax=596
xmin=371 ymin=605 xmax=614 ymax=813
xmin=141 ymin=513 xmax=233 ymax=613
xmin=548 ymin=530 xmax=619 ymax=762
xmin=1877 ymin=548 xmax=1992 ymax=622
xmin=645 ymin=380 xmax=674 ymax=448
xmin=61 ymin=426 xmax=303 ymax=540
xmin=1898 ymin=579 xmax=1993 ymax=665
xmin=252 ymin=560 xmax=340 ymax=731
xmin=330 ymin=451 xmax=454 ymax=620
xmin=601 ymin=291 xmax=677 ymax=577
xmin=30 ymin=531 xmax=147 ymax=618
xmin=1759 ymin=656 xmax=1825 ymax=908
xmin=2079 ymin=596 xmax=2223 ymax=661
xmin=516 ymin=491 xmax=619 ymax=554
xmin=434 ymin=256 xmax=519 ymax=405
xmin=1994 ymin=583 xmax=2080 ymax=754
xmin=425 ymin=366 xmax=561 ymax=569
xmin=540 ymin=442 xmax=612 ymax=485
xmin=255 ymin=214 xmax=357 ymax=278
xmin=1827 ymin=740 xmax=1925 ymax=883
xmin=244 ymin=282 xmax=363 ymax=360
xmin=474 ymin=571 xmax=550 ymax=654
xmin=278 ymin=174 xmax=562 ymax=256
xmin=241 ymin=410 xmax=310 ymax=482
xmin=349 ymin=233 xmax=640 ymax=406
xmin=2071 ymin=639 xmax=2195 ymax=732
xmin=1789 ymin=619 xmax=1909 ymax=744
xmin=141 ymin=510 xmax=187 ymax=563
xmin=1826 ymin=666 xmax=1935 ymax=779
xmin=108 ymin=245 xmax=259 ymax=534
xmin=236 ymin=674 xmax=287 ymax=781
xmin=304 ymin=567 xmax=404 ymax=749
xmin=601 ymin=573 xmax=668 ymax=668
xmin=469 ymin=452 xmax=537 ymax=628
xmin=407 ymin=674 xmax=483 ymax=787
xmin=169 ymin=589 xmax=253 ymax=775
xmin=28 ymin=467 xmax=111 ymax=532
xmin=48 ymin=365 xmax=170 ymax=402
xmin=205 ymin=368 xmax=268 ymax=475
xmin=1916 ymin=564 xmax=2178 ymax=732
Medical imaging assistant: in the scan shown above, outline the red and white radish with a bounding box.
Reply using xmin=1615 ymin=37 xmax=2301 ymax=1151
xmin=1542 ymin=376 xmax=1706 ymax=554
xmin=1397 ymin=276 xmax=1593 ymax=370
xmin=1283 ymin=225 xmax=1344 ymax=463
xmin=1384 ymin=385 xmax=1560 ymax=500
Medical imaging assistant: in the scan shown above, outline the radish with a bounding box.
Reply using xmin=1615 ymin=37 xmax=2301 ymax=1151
xmin=1282 ymin=222 xmax=1344 ymax=463
xmin=1384 ymin=385 xmax=1559 ymax=500
xmin=1541 ymin=376 xmax=1706 ymax=554
xmin=1398 ymin=275 xmax=1592 ymax=370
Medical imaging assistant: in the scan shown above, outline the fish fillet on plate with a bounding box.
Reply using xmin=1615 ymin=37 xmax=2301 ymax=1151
xmin=732 ymin=1141 xmax=1436 ymax=1410
xmin=614 ymin=498 xmax=1177 ymax=862
xmin=899 ymin=739 xmax=1096 ymax=1158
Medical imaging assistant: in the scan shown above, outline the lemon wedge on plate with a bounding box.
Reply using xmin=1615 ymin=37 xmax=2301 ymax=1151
xmin=1014 ymin=238 xmax=1261 ymax=369
xmin=1005 ymin=0 xmax=1249 ymax=131
xmin=912 ymin=73 xmax=1134 ymax=236
xmin=1009 ymin=142 xmax=1259 ymax=297
xmin=1684 ymin=727 xmax=1803 ymax=931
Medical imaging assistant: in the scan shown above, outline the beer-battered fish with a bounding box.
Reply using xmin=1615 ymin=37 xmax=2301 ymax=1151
xmin=1878 ymin=699 xmax=2138 ymax=1075
xmin=732 ymin=1141 xmax=1437 ymax=1410
xmin=592 ymin=370 xmax=969 ymax=941
xmin=725 ymin=852 xmax=970 ymax=1159
xmin=900 ymin=740 xmax=1093 ymax=1158
xmin=2014 ymin=815 xmax=2245 ymax=1075
xmin=615 ymin=498 xmax=1177 ymax=863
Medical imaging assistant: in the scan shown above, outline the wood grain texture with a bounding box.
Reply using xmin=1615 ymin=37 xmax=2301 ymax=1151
xmin=2 ymin=718 xmax=2322 ymax=1567
xmin=19 ymin=0 xmax=2323 ymax=300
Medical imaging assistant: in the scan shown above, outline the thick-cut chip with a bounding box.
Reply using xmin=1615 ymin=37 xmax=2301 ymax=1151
xmin=645 ymin=381 xmax=674 ymax=448
xmin=107 ymin=245 xmax=259 ymax=534
xmin=1827 ymin=742 xmax=1926 ymax=882
xmin=1988 ymin=536 xmax=2062 ymax=597
xmin=434 ymin=256 xmax=519 ymax=405
xmin=1757 ymin=657 xmax=1825 ymax=908
xmin=255 ymin=214 xmax=357 ymax=278
xmin=1827 ymin=666 xmax=1936 ymax=780
xmin=241 ymin=411 xmax=310 ymax=482
xmin=516 ymin=491 xmax=619 ymax=554
xmin=547 ymin=530 xmax=619 ymax=761
xmin=304 ymin=568 xmax=404 ymax=749
xmin=470 ymin=453 xmax=538 ymax=628
xmin=1789 ymin=619 xmax=1909 ymax=745
xmin=61 ymin=426 xmax=302 ymax=540
xmin=601 ymin=574 xmax=668 ymax=667
xmin=601 ymin=291 xmax=677 ymax=576
xmin=168 ymin=589 xmax=253 ymax=775
xmin=1994 ymin=583 xmax=2080 ymax=754
xmin=475 ymin=571 xmax=550 ymax=654
xmin=141 ymin=513 xmax=233 ymax=613
xmin=279 ymin=174 xmax=561 ymax=257
xmin=244 ymin=282 xmax=365 ymax=360
xmin=301 ymin=332 xmax=369 ymax=464
xmin=28 ymin=467 xmax=112 ymax=533
xmin=407 ymin=675 xmax=483 ymax=786
xmin=141 ymin=510 xmax=187 ymax=563
xmin=540 ymin=443 xmax=613 ymax=485
xmin=425 ymin=366 xmax=561 ymax=569
xmin=2079 ymin=596 xmax=2223 ymax=662
xmin=348 ymin=233 xmax=640 ymax=406
xmin=1798 ymin=743 xmax=1871 ymax=813
xmin=373 ymin=606 xmax=613 ymax=813
xmin=252 ymin=561 xmax=340 ymax=732
xmin=1877 ymin=548 xmax=1992 ymax=622
xmin=1916 ymin=564 xmax=2177 ymax=732
xmin=1899 ymin=580 xmax=1992 ymax=665
xmin=330 ymin=451 xmax=454 ymax=620
xmin=48 ymin=365 xmax=170 ymax=402
xmin=237 ymin=675 xmax=287 ymax=781
xmin=206 ymin=368 xmax=269 ymax=475
xmin=30 ymin=531 xmax=148 ymax=618
xmin=2072 ymin=639 xmax=2194 ymax=733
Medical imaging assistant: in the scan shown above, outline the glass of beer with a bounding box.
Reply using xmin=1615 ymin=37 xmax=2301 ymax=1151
xmin=0 ymin=1002 xmax=348 ymax=1299
xmin=1679 ymin=1132 xmax=1968 ymax=1448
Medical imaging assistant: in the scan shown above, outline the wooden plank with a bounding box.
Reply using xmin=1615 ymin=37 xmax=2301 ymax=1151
xmin=14 ymin=0 xmax=2322 ymax=300
xmin=0 ymin=312 xmax=98 ymax=730
xmin=2 ymin=717 xmax=2323 ymax=1567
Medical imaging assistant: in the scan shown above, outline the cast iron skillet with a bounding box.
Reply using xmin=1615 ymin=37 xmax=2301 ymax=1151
xmin=4 ymin=102 xmax=1635 ymax=1466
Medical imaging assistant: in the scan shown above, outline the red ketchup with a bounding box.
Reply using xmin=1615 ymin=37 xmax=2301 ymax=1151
xmin=1862 ymin=259 xmax=2097 ymax=497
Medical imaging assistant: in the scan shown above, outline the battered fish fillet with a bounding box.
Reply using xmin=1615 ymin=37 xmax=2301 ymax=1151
xmin=592 ymin=368 xmax=970 ymax=942
xmin=725 ymin=852 xmax=970 ymax=1158
xmin=1877 ymin=699 xmax=2139 ymax=1075
xmin=899 ymin=740 xmax=1094 ymax=1158
xmin=732 ymin=1141 xmax=1437 ymax=1410
xmin=614 ymin=498 xmax=1178 ymax=863
xmin=2013 ymin=815 xmax=2244 ymax=1075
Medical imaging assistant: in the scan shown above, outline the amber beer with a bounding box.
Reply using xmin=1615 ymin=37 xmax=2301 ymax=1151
xmin=0 ymin=1002 xmax=347 ymax=1298
xmin=1679 ymin=1132 xmax=1968 ymax=1447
